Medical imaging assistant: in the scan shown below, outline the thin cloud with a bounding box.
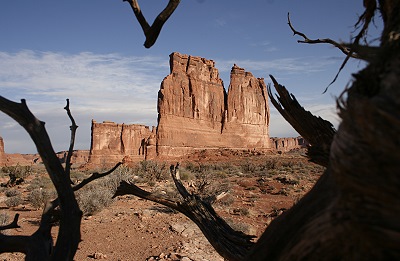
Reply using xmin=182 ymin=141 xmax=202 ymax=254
xmin=0 ymin=50 xmax=167 ymax=109
xmin=215 ymin=56 xmax=336 ymax=74
xmin=0 ymin=50 xmax=166 ymax=153
xmin=215 ymin=18 xmax=227 ymax=27
xmin=0 ymin=50 xmax=340 ymax=154
xmin=249 ymin=41 xmax=278 ymax=52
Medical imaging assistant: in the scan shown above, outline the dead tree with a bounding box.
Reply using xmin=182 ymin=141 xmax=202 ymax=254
xmin=0 ymin=99 xmax=122 ymax=260
xmin=114 ymin=164 xmax=255 ymax=261
xmin=1 ymin=0 xmax=399 ymax=260
xmin=116 ymin=0 xmax=400 ymax=260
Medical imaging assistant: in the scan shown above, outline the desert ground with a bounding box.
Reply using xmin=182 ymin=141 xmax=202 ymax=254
xmin=0 ymin=149 xmax=324 ymax=260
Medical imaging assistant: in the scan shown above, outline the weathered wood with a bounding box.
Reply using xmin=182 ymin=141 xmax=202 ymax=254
xmin=246 ymin=1 xmax=400 ymax=259
xmin=114 ymin=164 xmax=255 ymax=261
xmin=268 ymin=76 xmax=336 ymax=167
xmin=124 ymin=0 xmax=181 ymax=48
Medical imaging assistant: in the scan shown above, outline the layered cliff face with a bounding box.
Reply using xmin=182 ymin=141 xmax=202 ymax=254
xmin=156 ymin=53 xmax=227 ymax=156
xmin=222 ymin=64 xmax=270 ymax=149
xmin=156 ymin=52 xmax=271 ymax=157
xmin=88 ymin=120 xmax=153 ymax=165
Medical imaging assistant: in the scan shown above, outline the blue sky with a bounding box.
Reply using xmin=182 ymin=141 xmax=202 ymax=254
xmin=0 ymin=0 xmax=378 ymax=153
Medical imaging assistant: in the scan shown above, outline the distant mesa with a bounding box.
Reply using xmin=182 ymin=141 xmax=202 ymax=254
xmin=0 ymin=52 xmax=305 ymax=167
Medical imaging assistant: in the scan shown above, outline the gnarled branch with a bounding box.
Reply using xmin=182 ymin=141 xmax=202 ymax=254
xmin=288 ymin=12 xmax=359 ymax=59
xmin=124 ymin=0 xmax=181 ymax=48
xmin=0 ymin=96 xmax=81 ymax=259
xmin=288 ymin=12 xmax=378 ymax=91
xmin=268 ymin=75 xmax=336 ymax=167
xmin=114 ymin=164 xmax=255 ymax=261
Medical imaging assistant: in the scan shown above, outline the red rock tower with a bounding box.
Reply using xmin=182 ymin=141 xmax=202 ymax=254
xmin=156 ymin=53 xmax=271 ymax=157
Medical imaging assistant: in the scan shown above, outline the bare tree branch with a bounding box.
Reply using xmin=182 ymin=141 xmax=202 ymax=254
xmin=124 ymin=0 xmax=181 ymax=48
xmin=288 ymin=12 xmax=379 ymax=92
xmin=0 ymin=96 xmax=82 ymax=260
xmin=73 ymin=162 xmax=122 ymax=191
xmin=64 ymin=99 xmax=78 ymax=184
xmin=288 ymin=13 xmax=359 ymax=59
xmin=114 ymin=164 xmax=255 ymax=261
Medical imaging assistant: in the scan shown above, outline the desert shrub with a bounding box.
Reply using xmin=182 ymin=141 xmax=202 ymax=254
xmin=135 ymin=160 xmax=168 ymax=183
xmin=70 ymin=170 xmax=87 ymax=183
xmin=5 ymin=195 xmax=23 ymax=207
xmin=5 ymin=189 xmax=21 ymax=197
xmin=183 ymin=162 xmax=240 ymax=178
xmin=194 ymin=174 xmax=231 ymax=203
xmin=0 ymin=211 xmax=9 ymax=226
xmin=1 ymin=164 xmax=33 ymax=180
xmin=28 ymin=188 xmax=56 ymax=209
xmin=275 ymin=175 xmax=300 ymax=185
xmin=0 ymin=211 xmax=10 ymax=235
xmin=214 ymin=170 xmax=228 ymax=179
xmin=76 ymin=186 xmax=114 ymax=216
xmin=225 ymin=218 xmax=252 ymax=235
xmin=241 ymin=160 xmax=258 ymax=174
xmin=95 ymin=166 xmax=137 ymax=193
xmin=178 ymin=169 xmax=194 ymax=181
xmin=26 ymin=176 xmax=53 ymax=191
xmin=261 ymin=158 xmax=280 ymax=171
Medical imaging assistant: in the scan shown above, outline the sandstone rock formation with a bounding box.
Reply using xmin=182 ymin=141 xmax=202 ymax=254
xmin=271 ymin=137 xmax=307 ymax=152
xmin=156 ymin=53 xmax=227 ymax=157
xmin=88 ymin=120 xmax=154 ymax=165
xmin=2 ymin=53 xmax=306 ymax=167
xmin=0 ymin=136 xmax=6 ymax=166
xmin=85 ymin=52 xmax=305 ymax=165
xmin=156 ymin=53 xmax=271 ymax=157
xmin=222 ymin=64 xmax=270 ymax=149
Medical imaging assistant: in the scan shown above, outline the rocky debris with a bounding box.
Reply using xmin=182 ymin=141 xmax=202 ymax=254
xmin=89 ymin=252 xmax=108 ymax=259
xmin=169 ymin=221 xmax=224 ymax=261
xmin=145 ymin=221 xmax=224 ymax=261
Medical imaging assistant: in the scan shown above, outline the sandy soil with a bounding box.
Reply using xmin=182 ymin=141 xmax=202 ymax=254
xmin=0 ymin=151 xmax=323 ymax=260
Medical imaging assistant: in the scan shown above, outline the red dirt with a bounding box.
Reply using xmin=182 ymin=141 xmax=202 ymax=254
xmin=0 ymin=150 xmax=323 ymax=260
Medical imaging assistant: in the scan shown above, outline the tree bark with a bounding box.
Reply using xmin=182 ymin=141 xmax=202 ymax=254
xmin=246 ymin=1 xmax=400 ymax=259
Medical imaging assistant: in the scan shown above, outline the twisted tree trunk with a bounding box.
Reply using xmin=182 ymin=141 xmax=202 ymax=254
xmin=246 ymin=1 xmax=400 ymax=259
